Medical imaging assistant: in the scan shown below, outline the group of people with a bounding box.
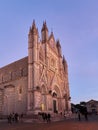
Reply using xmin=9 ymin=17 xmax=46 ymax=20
xmin=77 ymin=108 xmax=88 ymax=121
xmin=7 ymin=112 xmax=23 ymax=124
xmin=38 ymin=112 xmax=51 ymax=122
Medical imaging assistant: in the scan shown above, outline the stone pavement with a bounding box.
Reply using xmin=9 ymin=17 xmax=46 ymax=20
xmin=1 ymin=114 xmax=98 ymax=130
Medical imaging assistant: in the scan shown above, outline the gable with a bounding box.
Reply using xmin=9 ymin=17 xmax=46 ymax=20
xmin=49 ymin=37 xmax=55 ymax=48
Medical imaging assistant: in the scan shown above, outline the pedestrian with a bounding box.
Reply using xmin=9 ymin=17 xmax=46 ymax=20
xmin=47 ymin=113 xmax=51 ymax=122
xmin=12 ymin=112 xmax=15 ymax=122
xmin=20 ymin=113 xmax=24 ymax=122
xmin=44 ymin=113 xmax=48 ymax=122
xmin=42 ymin=113 xmax=45 ymax=122
xmin=77 ymin=110 xmax=81 ymax=121
xmin=84 ymin=107 xmax=88 ymax=121
xmin=8 ymin=114 xmax=12 ymax=124
xmin=15 ymin=113 xmax=19 ymax=123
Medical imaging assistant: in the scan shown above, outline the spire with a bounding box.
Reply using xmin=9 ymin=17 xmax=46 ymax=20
xmin=29 ymin=20 xmax=38 ymax=35
xmin=56 ymin=39 xmax=61 ymax=48
xmin=41 ymin=21 xmax=48 ymax=32
xmin=50 ymin=31 xmax=54 ymax=37
xmin=63 ymin=55 xmax=68 ymax=72
xmin=29 ymin=26 xmax=32 ymax=34
xmin=32 ymin=20 xmax=36 ymax=29
xmin=41 ymin=21 xmax=49 ymax=42
xmin=56 ymin=39 xmax=62 ymax=56
xmin=63 ymin=55 xmax=65 ymax=63
xmin=28 ymin=20 xmax=39 ymax=48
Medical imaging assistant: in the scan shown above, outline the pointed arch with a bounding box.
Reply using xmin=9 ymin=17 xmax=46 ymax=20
xmin=52 ymin=85 xmax=62 ymax=98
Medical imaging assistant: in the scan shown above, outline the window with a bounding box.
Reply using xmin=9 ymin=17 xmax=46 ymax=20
xmin=18 ymin=86 xmax=22 ymax=101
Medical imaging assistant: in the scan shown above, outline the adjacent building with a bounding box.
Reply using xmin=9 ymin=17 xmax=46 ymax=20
xmin=86 ymin=99 xmax=98 ymax=114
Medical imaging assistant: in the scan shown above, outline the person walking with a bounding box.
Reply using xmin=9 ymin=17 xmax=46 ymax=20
xmin=77 ymin=110 xmax=81 ymax=121
xmin=84 ymin=107 xmax=88 ymax=121
xmin=47 ymin=113 xmax=51 ymax=122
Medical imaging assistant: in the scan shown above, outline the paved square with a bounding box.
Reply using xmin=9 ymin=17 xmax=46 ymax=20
xmin=1 ymin=115 xmax=98 ymax=130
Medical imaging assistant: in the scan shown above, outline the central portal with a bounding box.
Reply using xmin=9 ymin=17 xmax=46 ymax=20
xmin=53 ymin=100 xmax=57 ymax=113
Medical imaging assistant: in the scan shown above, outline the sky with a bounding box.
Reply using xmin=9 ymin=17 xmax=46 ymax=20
xmin=0 ymin=0 xmax=98 ymax=104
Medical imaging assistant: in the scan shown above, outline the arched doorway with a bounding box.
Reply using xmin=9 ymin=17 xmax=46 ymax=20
xmin=52 ymin=86 xmax=61 ymax=113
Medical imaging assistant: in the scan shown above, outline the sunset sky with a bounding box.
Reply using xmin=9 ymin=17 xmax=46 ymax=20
xmin=0 ymin=0 xmax=98 ymax=104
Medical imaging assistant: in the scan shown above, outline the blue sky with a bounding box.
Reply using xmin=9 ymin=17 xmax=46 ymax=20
xmin=0 ymin=0 xmax=98 ymax=104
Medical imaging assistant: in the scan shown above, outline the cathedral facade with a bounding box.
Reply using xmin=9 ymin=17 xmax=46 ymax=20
xmin=0 ymin=21 xmax=71 ymax=116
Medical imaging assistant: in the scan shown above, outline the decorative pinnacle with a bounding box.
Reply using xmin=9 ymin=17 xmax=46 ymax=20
xmin=56 ymin=39 xmax=61 ymax=48
xmin=29 ymin=20 xmax=38 ymax=34
xmin=41 ymin=21 xmax=48 ymax=32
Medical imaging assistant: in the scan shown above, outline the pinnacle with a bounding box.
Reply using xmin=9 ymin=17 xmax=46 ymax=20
xmin=41 ymin=21 xmax=48 ymax=32
xmin=29 ymin=20 xmax=38 ymax=34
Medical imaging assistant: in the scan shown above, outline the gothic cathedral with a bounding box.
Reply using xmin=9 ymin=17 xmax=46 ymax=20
xmin=0 ymin=21 xmax=71 ymax=116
